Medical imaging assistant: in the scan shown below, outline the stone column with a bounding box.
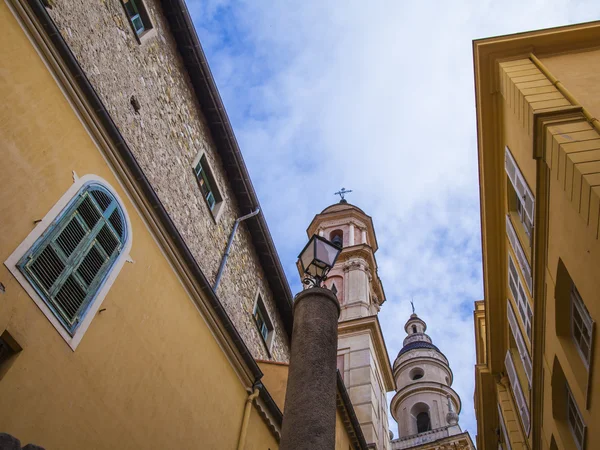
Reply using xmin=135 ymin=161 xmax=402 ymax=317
xmin=348 ymin=224 xmax=355 ymax=246
xmin=280 ymin=287 xmax=341 ymax=450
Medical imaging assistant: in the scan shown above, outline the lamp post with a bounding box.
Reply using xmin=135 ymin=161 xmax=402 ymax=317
xmin=280 ymin=235 xmax=342 ymax=450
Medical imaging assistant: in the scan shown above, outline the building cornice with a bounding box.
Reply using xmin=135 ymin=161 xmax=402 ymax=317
xmin=338 ymin=315 xmax=396 ymax=391
xmin=390 ymin=382 xmax=462 ymax=417
xmin=336 ymin=244 xmax=385 ymax=304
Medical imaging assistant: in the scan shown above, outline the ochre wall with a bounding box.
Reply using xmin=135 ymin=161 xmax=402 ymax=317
xmin=494 ymin=56 xmax=600 ymax=450
xmin=0 ymin=4 xmax=277 ymax=449
xmin=258 ymin=361 xmax=360 ymax=449
xmin=541 ymin=49 xmax=600 ymax=122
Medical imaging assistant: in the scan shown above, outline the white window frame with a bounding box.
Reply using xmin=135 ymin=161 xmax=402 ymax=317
xmin=571 ymin=284 xmax=593 ymax=368
xmin=252 ymin=293 xmax=275 ymax=353
xmin=507 ymin=252 xmax=533 ymax=343
xmin=505 ymin=350 xmax=530 ymax=436
xmin=497 ymin=404 xmax=512 ymax=450
xmin=505 ymin=147 xmax=534 ymax=242
xmin=506 ymin=216 xmax=533 ymax=295
xmin=4 ymin=175 xmax=133 ymax=350
xmin=567 ymin=384 xmax=586 ymax=450
xmin=192 ymin=151 xmax=225 ymax=222
xmin=507 ymin=301 xmax=533 ymax=386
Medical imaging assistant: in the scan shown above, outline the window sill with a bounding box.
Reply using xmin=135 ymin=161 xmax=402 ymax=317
xmin=137 ymin=28 xmax=157 ymax=45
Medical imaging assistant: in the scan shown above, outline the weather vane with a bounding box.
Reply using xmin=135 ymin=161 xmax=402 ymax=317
xmin=334 ymin=187 xmax=352 ymax=202
xmin=410 ymin=297 xmax=415 ymax=314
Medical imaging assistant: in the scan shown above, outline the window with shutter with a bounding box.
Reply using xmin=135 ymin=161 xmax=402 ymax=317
xmin=505 ymin=350 xmax=530 ymax=436
xmin=17 ymin=184 xmax=127 ymax=336
xmin=507 ymin=301 xmax=533 ymax=386
xmin=571 ymin=285 xmax=593 ymax=367
xmin=507 ymin=253 xmax=533 ymax=343
xmin=506 ymin=216 xmax=533 ymax=294
xmin=567 ymin=384 xmax=586 ymax=450
xmin=505 ymin=147 xmax=535 ymax=243
xmin=497 ymin=404 xmax=512 ymax=450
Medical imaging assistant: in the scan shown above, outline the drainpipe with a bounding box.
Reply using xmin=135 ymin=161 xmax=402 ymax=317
xmin=214 ymin=207 xmax=260 ymax=290
xmin=237 ymin=387 xmax=260 ymax=450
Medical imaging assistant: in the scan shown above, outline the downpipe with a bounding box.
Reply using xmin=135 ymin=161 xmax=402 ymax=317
xmin=213 ymin=207 xmax=260 ymax=290
xmin=237 ymin=387 xmax=260 ymax=450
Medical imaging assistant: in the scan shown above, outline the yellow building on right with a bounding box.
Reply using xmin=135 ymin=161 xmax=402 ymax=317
xmin=473 ymin=21 xmax=600 ymax=450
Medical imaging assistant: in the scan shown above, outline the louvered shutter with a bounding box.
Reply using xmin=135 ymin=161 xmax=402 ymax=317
xmin=497 ymin=404 xmax=512 ymax=450
xmin=507 ymin=301 xmax=533 ymax=386
xmin=506 ymin=216 xmax=533 ymax=294
xmin=505 ymin=350 xmax=531 ymax=436
xmin=507 ymin=253 xmax=533 ymax=343
xmin=19 ymin=185 xmax=126 ymax=335
xmin=505 ymin=147 xmax=535 ymax=224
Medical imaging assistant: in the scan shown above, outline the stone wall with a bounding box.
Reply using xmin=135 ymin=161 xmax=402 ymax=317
xmin=45 ymin=0 xmax=289 ymax=362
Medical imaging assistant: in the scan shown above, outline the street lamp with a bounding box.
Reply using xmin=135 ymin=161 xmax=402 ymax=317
xmin=298 ymin=234 xmax=342 ymax=287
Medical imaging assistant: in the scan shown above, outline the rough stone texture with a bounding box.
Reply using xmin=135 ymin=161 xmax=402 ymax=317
xmin=280 ymin=287 xmax=340 ymax=450
xmin=46 ymin=0 xmax=289 ymax=362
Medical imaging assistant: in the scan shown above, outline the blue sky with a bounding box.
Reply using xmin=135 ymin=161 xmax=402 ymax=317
xmin=188 ymin=0 xmax=600 ymax=439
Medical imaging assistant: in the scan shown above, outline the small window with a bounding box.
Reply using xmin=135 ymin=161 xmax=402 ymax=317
xmin=194 ymin=154 xmax=223 ymax=216
xmin=409 ymin=367 xmax=424 ymax=380
xmin=253 ymin=296 xmax=274 ymax=350
xmin=412 ymin=325 xmax=417 ymax=334
xmin=331 ymin=283 xmax=338 ymax=297
xmin=122 ymin=0 xmax=152 ymax=36
xmin=571 ymin=285 xmax=592 ymax=367
xmin=17 ymin=184 xmax=127 ymax=336
xmin=567 ymin=385 xmax=586 ymax=449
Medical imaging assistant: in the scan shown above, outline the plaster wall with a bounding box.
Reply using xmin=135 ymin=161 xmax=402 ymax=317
xmin=44 ymin=0 xmax=290 ymax=363
xmin=0 ymin=6 xmax=279 ymax=449
xmin=541 ymin=49 xmax=600 ymax=121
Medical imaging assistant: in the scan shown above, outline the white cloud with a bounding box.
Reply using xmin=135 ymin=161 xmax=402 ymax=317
xmin=188 ymin=0 xmax=600 ymax=439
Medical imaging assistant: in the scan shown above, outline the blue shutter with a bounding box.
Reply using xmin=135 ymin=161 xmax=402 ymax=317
xmin=18 ymin=184 xmax=126 ymax=335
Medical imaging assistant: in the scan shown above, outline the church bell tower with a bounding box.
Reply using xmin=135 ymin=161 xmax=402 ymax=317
xmin=300 ymin=197 xmax=395 ymax=450
xmin=389 ymin=313 xmax=474 ymax=449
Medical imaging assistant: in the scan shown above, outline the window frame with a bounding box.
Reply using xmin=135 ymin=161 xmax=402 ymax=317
xmin=121 ymin=0 xmax=155 ymax=43
xmin=567 ymin=384 xmax=586 ymax=450
xmin=4 ymin=175 xmax=132 ymax=350
xmin=505 ymin=146 xmax=535 ymax=248
xmin=252 ymin=294 xmax=275 ymax=354
xmin=192 ymin=152 xmax=224 ymax=222
xmin=571 ymin=284 xmax=593 ymax=368
xmin=507 ymin=252 xmax=533 ymax=343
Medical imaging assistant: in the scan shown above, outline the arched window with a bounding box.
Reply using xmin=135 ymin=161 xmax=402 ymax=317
xmin=16 ymin=182 xmax=128 ymax=336
xmin=417 ymin=412 xmax=431 ymax=433
xmin=409 ymin=367 xmax=424 ymax=380
xmin=330 ymin=229 xmax=343 ymax=248
xmin=412 ymin=325 xmax=417 ymax=334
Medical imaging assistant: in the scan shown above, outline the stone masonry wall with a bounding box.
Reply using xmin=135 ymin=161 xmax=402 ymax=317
xmin=46 ymin=0 xmax=290 ymax=362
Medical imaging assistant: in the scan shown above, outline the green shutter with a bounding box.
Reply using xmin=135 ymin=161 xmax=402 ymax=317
xmin=18 ymin=184 xmax=126 ymax=335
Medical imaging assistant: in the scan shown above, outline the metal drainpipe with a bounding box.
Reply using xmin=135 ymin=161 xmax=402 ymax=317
xmin=214 ymin=207 xmax=260 ymax=290
xmin=237 ymin=387 xmax=260 ymax=450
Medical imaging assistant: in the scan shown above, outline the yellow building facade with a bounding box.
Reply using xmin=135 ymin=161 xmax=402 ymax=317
xmin=0 ymin=0 xmax=366 ymax=448
xmin=473 ymin=21 xmax=600 ymax=450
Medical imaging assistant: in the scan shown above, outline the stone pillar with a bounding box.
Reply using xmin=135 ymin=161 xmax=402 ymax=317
xmin=361 ymin=228 xmax=367 ymax=244
xmin=280 ymin=287 xmax=341 ymax=450
xmin=348 ymin=224 xmax=355 ymax=246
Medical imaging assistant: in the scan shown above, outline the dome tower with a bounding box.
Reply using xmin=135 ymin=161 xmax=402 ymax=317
xmin=390 ymin=313 xmax=473 ymax=449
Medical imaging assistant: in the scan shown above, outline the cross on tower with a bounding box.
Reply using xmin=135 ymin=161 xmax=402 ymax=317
xmin=334 ymin=187 xmax=352 ymax=202
xmin=410 ymin=297 xmax=416 ymax=314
